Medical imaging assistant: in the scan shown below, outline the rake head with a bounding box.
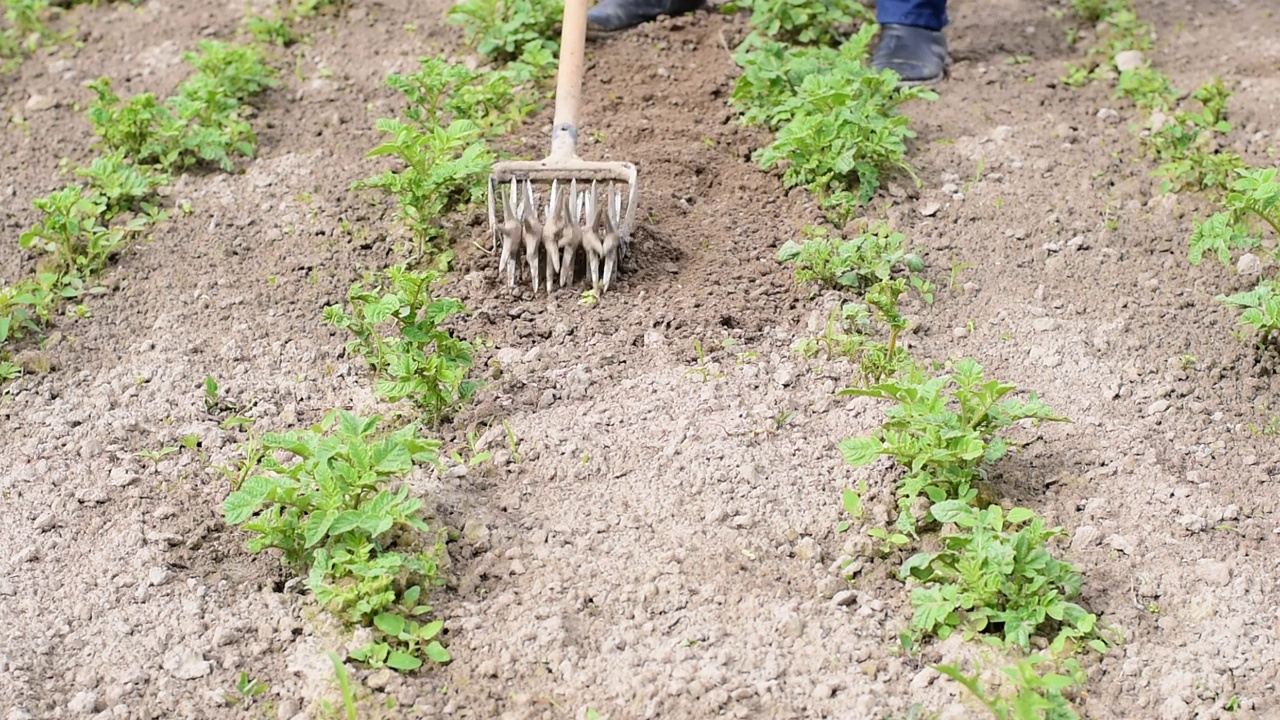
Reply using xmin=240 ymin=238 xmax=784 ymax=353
xmin=487 ymin=157 xmax=639 ymax=295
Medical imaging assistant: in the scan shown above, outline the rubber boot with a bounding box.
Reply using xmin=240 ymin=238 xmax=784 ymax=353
xmin=870 ymin=24 xmax=949 ymax=85
xmin=587 ymin=0 xmax=704 ymax=33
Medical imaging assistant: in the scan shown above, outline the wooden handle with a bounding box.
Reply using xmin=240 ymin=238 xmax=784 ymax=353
xmin=553 ymin=0 xmax=589 ymax=130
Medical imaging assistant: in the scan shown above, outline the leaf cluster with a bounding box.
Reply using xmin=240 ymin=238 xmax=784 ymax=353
xmin=903 ymin=500 xmax=1105 ymax=654
xmin=777 ymin=223 xmax=922 ymax=292
xmin=323 ymin=266 xmax=478 ymax=426
xmin=86 ymin=41 xmax=276 ymax=172
xmin=446 ymin=0 xmax=561 ymax=62
xmin=223 ymin=410 xmax=451 ymax=670
xmin=731 ymin=25 xmax=936 ymax=223
xmin=839 ymin=358 xmax=1068 ymax=534
xmin=722 ymin=0 xmax=870 ymax=46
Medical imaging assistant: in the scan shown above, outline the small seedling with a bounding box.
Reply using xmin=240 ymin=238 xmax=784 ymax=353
xmin=325 ymin=652 xmax=358 ymax=720
xmin=223 ymin=671 xmax=269 ymax=705
xmin=136 ymin=446 xmax=178 ymax=468
xmin=835 ymin=480 xmax=867 ymax=532
xmin=503 ymin=420 xmax=522 ymax=463
xmin=682 ymin=340 xmax=723 ymax=382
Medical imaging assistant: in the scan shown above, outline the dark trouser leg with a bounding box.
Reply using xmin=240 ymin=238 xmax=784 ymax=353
xmin=876 ymin=0 xmax=948 ymax=31
xmin=871 ymin=0 xmax=950 ymax=84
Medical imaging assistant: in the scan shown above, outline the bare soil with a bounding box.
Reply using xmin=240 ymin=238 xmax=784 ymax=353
xmin=2 ymin=0 xmax=1280 ymax=719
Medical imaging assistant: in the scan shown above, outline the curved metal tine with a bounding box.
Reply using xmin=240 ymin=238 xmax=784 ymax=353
xmin=521 ymin=179 xmax=543 ymax=292
xmin=542 ymin=179 xmax=563 ymax=293
xmin=582 ymin=181 xmax=602 ymax=291
xmin=602 ymin=183 xmax=624 ymax=293
xmin=499 ymin=177 xmax=522 ymax=287
xmin=559 ymin=180 xmax=582 ymax=288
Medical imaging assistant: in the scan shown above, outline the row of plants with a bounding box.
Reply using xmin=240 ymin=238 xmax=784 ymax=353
xmin=0 ymin=0 xmax=141 ymax=74
xmin=1063 ymin=0 xmax=1280 ymax=348
xmin=0 ymin=40 xmax=276 ymax=381
xmin=726 ymin=0 xmax=1113 ymax=715
xmin=221 ymin=0 xmax=567 ymax=685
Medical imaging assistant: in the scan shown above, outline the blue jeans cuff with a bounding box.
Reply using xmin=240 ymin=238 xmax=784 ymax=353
xmin=876 ymin=3 xmax=948 ymax=31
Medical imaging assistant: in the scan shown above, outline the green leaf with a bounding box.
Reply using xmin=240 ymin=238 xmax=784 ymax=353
xmin=423 ymin=641 xmax=451 ymax=663
xmin=417 ymin=619 xmax=444 ymax=640
xmin=928 ymin=500 xmax=973 ymax=525
xmin=838 ymin=436 xmax=882 ymax=467
xmin=910 ymin=585 xmax=958 ymax=632
xmin=386 ymin=651 xmax=422 ymax=671
xmin=303 ymin=510 xmax=335 ymax=548
xmin=223 ymin=474 xmax=273 ymax=524
xmin=374 ymin=612 xmax=406 ymax=637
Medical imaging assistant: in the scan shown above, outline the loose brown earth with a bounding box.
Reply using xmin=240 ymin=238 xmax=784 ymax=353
xmin=2 ymin=0 xmax=1280 ymax=718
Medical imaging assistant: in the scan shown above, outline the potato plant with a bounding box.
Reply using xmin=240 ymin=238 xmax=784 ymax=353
xmin=732 ymin=24 xmax=936 ymax=222
xmin=839 ymin=358 xmax=1068 ymax=534
xmin=322 ymin=265 xmax=478 ymax=427
xmin=223 ymin=410 xmax=451 ymax=671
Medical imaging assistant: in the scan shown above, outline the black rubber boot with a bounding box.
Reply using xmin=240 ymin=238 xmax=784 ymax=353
xmin=587 ymin=0 xmax=704 ymax=33
xmin=870 ymin=24 xmax=949 ymax=85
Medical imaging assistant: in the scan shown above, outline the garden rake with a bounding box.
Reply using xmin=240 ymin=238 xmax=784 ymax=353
xmin=486 ymin=0 xmax=639 ymax=295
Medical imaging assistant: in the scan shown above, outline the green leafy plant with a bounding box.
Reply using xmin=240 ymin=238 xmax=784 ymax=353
xmin=1189 ymin=167 xmax=1280 ymax=343
xmin=902 ymin=500 xmax=1105 ymax=653
xmin=1145 ymin=78 xmax=1243 ymax=194
xmin=87 ymin=41 xmax=275 ymax=172
xmin=732 ymin=25 xmax=937 ymax=222
xmin=223 ymin=410 xmax=450 ymax=671
xmin=322 ymin=266 xmax=478 ymax=426
xmin=244 ymin=14 xmax=298 ymax=46
xmin=936 ymin=654 xmax=1085 ymax=720
xmin=722 ymin=0 xmax=870 ymax=46
xmin=1115 ymin=66 xmax=1176 ymax=111
xmin=356 ymin=119 xmax=492 ymax=252
xmin=838 ymin=358 xmax=1068 ymax=533
xmin=355 ymin=54 xmax=551 ymax=252
xmin=777 ymin=223 xmax=922 ymax=292
xmin=446 ymin=0 xmax=561 ymax=62
xmin=794 ymin=275 xmax=930 ymax=385
xmin=1 ymin=148 xmax=166 ymax=366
